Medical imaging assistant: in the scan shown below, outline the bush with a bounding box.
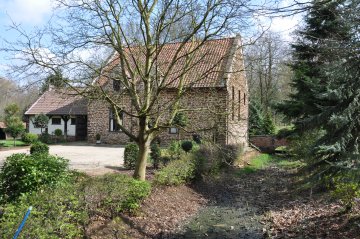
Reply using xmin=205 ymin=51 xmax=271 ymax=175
xmin=192 ymin=134 xmax=202 ymax=144
xmin=288 ymin=130 xmax=324 ymax=161
xmin=21 ymin=133 xmax=38 ymax=144
xmin=331 ymin=175 xmax=360 ymax=211
xmin=0 ymin=182 xmax=87 ymax=239
xmin=154 ymin=154 xmax=196 ymax=186
xmin=150 ymin=143 xmax=161 ymax=169
xmin=54 ymin=128 xmax=63 ymax=136
xmin=194 ymin=143 xmax=244 ymax=175
xmin=0 ymin=153 xmax=69 ymax=202
xmin=159 ymin=155 xmax=172 ymax=166
xmin=39 ymin=132 xmax=52 ymax=144
xmin=0 ymin=173 xmax=152 ymax=238
xmin=30 ymin=142 xmax=49 ymax=155
xmin=124 ymin=143 xmax=139 ymax=169
xmin=181 ymin=140 xmax=193 ymax=153
xmin=195 ymin=144 xmax=222 ymax=175
xmin=218 ymin=144 xmax=244 ymax=166
xmin=168 ymin=140 xmax=181 ymax=159
xmin=83 ymin=174 xmax=151 ymax=215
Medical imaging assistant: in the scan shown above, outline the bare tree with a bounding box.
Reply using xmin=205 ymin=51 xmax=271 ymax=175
xmin=0 ymin=77 xmax=39 ymax=120
xmin=245 ymin=32 xmax=292 ymax=114
xmin=1 ymin=0 xmax=269 ymax=180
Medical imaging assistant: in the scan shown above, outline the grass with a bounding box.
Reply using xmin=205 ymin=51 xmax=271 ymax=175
xmin=236 ymin=154 xmax=304 ymax=176
xmin=0 ymin=139 xmax=28 ymax=147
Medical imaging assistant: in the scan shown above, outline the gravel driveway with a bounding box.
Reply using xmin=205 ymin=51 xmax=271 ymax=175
xmin=0 ymin=143 xmax=124 ymax=175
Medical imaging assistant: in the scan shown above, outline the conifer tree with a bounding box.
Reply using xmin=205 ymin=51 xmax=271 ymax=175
xmin=307 ymin=0 xmax=360 ymax=171
xmin=279 ymin=0 xmax=360 ymax=174
xmin=277 ymin=0 xmax=352 ymax=130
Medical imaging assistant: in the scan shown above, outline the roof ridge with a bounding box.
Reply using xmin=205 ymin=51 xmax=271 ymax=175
xmin=157 ymin=36 xmax=236 ymax=46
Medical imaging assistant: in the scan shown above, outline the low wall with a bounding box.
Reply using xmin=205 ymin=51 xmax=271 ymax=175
xmin=249 ymin=135 xmax=288 ymax=153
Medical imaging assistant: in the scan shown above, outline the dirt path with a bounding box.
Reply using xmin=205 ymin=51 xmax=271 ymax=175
xmin=85 ymin=158 xmax=359 ymax=238
xmin=165 ymin=163 xmax=359 ymax=239
xmin=164 ymin=166 xmax=291 ymax=239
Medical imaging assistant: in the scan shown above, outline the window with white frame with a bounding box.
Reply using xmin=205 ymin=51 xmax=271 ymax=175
xmin=51 ymin=117 xmax=61 ymax=125
xmin=169 ymin=127 xmax=178 ymax=134
xmin=109 ymin=108 xmax=124 ymax=132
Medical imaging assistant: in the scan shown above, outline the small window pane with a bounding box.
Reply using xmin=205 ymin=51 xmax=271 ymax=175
xmin=52 ymin=118 xmax=61 ymax=125
xmin=109 ymin=108 xmax=123 ymax=132
xmin=71 ymin=118 xmax=76 ymax=125
xmin=113 ymin=80 xmax=121 ymax=91
xmin=169 ymin=127 xmax=178 ymax=134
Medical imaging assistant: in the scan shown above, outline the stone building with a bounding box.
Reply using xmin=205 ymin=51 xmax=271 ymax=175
xmin=25 ymin=36 xmax=249 ymax=146
xmin=88 ymin=36 xmax=249 ymax=146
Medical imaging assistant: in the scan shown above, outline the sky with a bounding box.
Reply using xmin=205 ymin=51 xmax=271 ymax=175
xmin=0 ymin=0 xmax=304 ymax=80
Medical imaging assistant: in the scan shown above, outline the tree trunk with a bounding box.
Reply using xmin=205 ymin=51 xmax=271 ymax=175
xmin=133 ymin=116 xmax=151 ymax=180
xmin=133 ymin=138 xmax=151 ymax=180
xmin=13 ymin=137 xmax=16 ymax=147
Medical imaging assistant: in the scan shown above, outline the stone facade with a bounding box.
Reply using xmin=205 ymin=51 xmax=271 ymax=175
xmin=88 ymin=88 xmax=228 ymax=145
xmin=88 ymin=36 xmax=249 ymax=146
xmin=225 ymin=36 xmax=249 ymax=147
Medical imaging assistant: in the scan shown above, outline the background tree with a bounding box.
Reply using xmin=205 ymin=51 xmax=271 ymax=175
xmin=33 ymin=114 xmax=50 ymax=134
xmin=41 ymin=71 xmax=67 ymax=93
xmin=304 ymin=0 xmax=360 ymax=173
xmin=5 ymin=118 xmax=25 ymax=146
xmin=276 ymin=0 xmax=360 ymax=178
xmin=4 ymin=0 xmax=257 ymax=180
xmin=245 ymin=32 xmax=292 ymax=127
xmin=4 ymin=104 xmax=25 ymax=146
xmin=4 ymin=103 xmax=20 ymax=121
xmin=249 ymin=100 xmax=275 ymax=136
xmin=276 ymin=0 xmax=352 ymax=130
xmin=0 ymin=79 xmax=38 ymax=122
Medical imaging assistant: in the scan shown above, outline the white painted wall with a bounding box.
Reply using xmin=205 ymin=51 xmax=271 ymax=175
xmin=28 ymin=116 xmax=76 ymax=136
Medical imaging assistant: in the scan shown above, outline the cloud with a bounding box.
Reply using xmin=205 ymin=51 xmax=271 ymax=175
xmin=0 ymin=0 xmax=53 ymax=25
xmin=269 ymin=14 xmax=303 ymax=41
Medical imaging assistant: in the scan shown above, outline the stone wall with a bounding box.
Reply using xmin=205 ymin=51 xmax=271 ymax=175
xmin=225 ymin=36 xmax=249 ymax=146
xmin=87 ymin=88 xmax=228 ymax=145
xmin=249 ymin=135 xmax=289 ymax=153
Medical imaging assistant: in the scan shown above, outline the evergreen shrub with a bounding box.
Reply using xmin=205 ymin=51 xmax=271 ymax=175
xmin=124 ymin=143 xmax=139 ymax=169
xmin=30 ymin=142 xmax=49 ymax=155
xmin=21 ymin=133 xmax=38 ymax=144
xmin=0 ymin=153 xmax=69 ymax=202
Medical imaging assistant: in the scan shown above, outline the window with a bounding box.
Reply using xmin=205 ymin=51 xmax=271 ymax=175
xmin=169 ymin=127 xmax=178 ymax=134
xmin=109 ymin=108 xmax=124 ymax=132
xmin=51 ymin=117 xmax=61 ymax=125
xmin=232 ymin=86 xmax=235 ymax=120
xmin=70 ymin=118 xmax=76 ymax=125
xmin=238 ymin=90 xmax=241 ymax=121
xmin=113 ymin=80 xmax=121 ymax=92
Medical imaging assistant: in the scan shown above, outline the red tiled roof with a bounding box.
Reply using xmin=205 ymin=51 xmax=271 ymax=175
xmin=98 ymin=37 xmax=236 ymax=88
xmin=25 ymin=89 xmax=87 ymax=115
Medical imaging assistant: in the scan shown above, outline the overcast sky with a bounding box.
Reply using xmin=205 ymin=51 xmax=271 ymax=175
xmin=0 ymin=0 xmax=304 ymax=80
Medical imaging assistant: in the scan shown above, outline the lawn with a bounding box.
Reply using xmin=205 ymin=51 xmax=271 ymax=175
xmin=236 ymin=153 xmax=304 ymax=175
xmin=0 ymin=139 xmax=28 ymax=147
